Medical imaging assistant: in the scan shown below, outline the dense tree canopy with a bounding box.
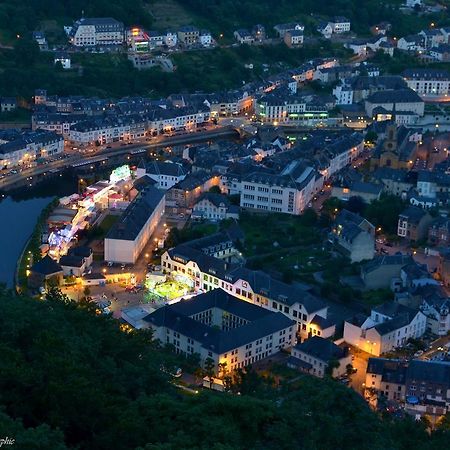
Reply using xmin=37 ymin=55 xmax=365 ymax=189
xmin=0 ymin=287 xmax=449 ymax=449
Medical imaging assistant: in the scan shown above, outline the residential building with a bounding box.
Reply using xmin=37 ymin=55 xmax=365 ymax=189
xmin=331 ymin=181 xmax=382 ymax=203
xmin=330 ymin=17 xmax=351 ymax=34
xmin=69 ymin=17 xmax=124 ymax=47
xmin=361 ymin=254 xmax=414 ymax=290
xmin=330 ymin=209 xmax=375 ymax=263
xmin=287 ymin=336 xmax=351 ymax=378
xmin=0 ymin=129 xmax=64 ymax=168
xmin=0 ymin=98 xmax=17 ymax=113
xmin=344 ymin=303 xmax=427 ymax=355
xmin=59 ymin=255 xmax=87 ymax=277
xmin=366 ymin=358 xmax=450 ymax=421
xmin=284 ymin=30 xmax=304 ymax=48
xmin=240 ymin=163 xmax=316 ymax=215
xmin=54 ymin=52 xmax=71 ymax=69
xmin=371 ymin=168 xmax=415 ymax=196
xmin=234 ymin=29 xmax=255 ymax=45
xmin=397 ymin=34 xmax=425 ymax=52
xmin=428 ymin=217 xmax=450 ymax=246
xmin=273 ymin=23 xmax=305 ymax=38
xmin=429 ymin=44 xmax=450 ymax=62
xmin=199 ymin=30 xmax=213 ymax=47
xmin=192 ymin=193 xmax=239 ymax=221
xmin=28 ymin=255 xmax=63 ymax=289
xmin=144 ymin=288 xmax=296 ymax=373
xmin=402 ymin=69 xmax=450 ymax=96
xmin=365 ymin=358 xmax=408 ymax=401
xmin=32 ymin=31 xmax=47 ymax=49
xmin=252 ymin=24 xmax=266 ymax=41
xmin=397 ymin=206 xmax=433 ymax=241
xmin=141 ymin=161 xmax=186 ymax=190
xmin=177 ymin=26 xmax=200 ymax=46
xmin=104 ymin=186 xmax=165 ymax=264
xmin=417 ymin=284 xmax=450 ymax=336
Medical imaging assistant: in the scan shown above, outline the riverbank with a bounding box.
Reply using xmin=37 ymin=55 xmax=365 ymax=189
xmin=15 ymin=197 xmax=58 ymax=293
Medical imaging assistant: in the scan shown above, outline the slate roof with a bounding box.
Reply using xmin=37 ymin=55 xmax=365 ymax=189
xmin=293 ymin=336 xmax=347 ymax=362
xmin=144 ymin=288 xmax=295 ymax=354
xmin=399 ymin=206 xmax=428 ymax=223
xmin=367 ymin=89 xmax=423 ymax=104
xmin=362 ymin=254 xmax=414 ymax=275
xmin=31 ymin=255 xmax=62 ymax=276
xmin=59 ymin=255 xmax=84 ymax=268
xmin=366 ymin=358 xmax=408 ymax=383
xmin=106 ymin=186 xmax=164 ymax=241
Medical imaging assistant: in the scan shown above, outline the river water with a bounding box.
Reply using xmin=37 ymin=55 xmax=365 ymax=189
xmin=0 ymin=196 xmax=55 ymax=287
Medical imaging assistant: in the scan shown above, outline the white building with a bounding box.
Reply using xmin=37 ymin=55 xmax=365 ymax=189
xmin=164 ymin=31 xmax=178 ymax=47
xmin=330 ymin=17 xmax=351 ymax=34
xmin=333 ymin=83 xmax=354 ymax=105
xmin=161 ymin=246 xmax=329 ymax=340
xmin=344 ymin=303 xmax=427 ymax=356
xmin=144 ymin=288 xmax=296 ymax=373
xmin=288 ymin=336 xmax=352 ymax=378
xmin=69 ymin=17 xmax=124 ymax=47
xmin=192 ymin=193 xmax=239 ymax=221
xmin=199 ymin=30 xmax=213 ymax=47
xmin=240 ymin=163 xmax=316 ymax=215
xmin=54 ymin=52 xmax=71 ymax=69
xmin=365 ymin=89 xmax=425 ymax=117
xmin=141 ymin=161 xmax=186 ymax=189
xmin=104 ymin=186 xmax=165 ymax=264
xmin=402 ymin=69 xmax=450 ymax=96
xmin=0 ymin=130 xmax=64 ymax=168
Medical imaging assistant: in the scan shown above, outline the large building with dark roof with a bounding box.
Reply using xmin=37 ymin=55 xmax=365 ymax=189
xmin=161 ymin=239 xmax=330 ymax=340
xmin=69 ymin=17 xmax=124 ymax=47
xmin=365 ymin=88 xmax=424 ymax=117
xmin=144 ymin=288 xmax=296 ymax=372
xmin=104 ymin=186 xmax=165 ymax=264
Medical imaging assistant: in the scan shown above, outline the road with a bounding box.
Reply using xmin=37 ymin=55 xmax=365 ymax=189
xmin=0 ymin=126 xmax=238 ymax=190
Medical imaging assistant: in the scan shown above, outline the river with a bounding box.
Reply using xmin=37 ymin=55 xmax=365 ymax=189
xmin=0 ymin=196 xmax=55 ymax=287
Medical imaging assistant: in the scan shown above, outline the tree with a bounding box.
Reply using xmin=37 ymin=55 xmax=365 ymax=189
xmin=204 ymin=357 xmax=216 ymax=388
xmin=365 ymin=130 xmax=378 ymax=144
xmin=346 ymin=196 xmax=366 ymax=215
xmin=83 ymin=286 xmax=91 ymax=298
xmin=208 ymin=185 xmax=222 ymax=194
xmin=14 ymin=38 xmax=40 ymax=68
xmin=325 ymin=359 xmax=340 ymax=377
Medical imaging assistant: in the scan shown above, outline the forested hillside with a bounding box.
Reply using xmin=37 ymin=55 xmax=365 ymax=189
xmin=0 ymin=0 xmax=152 ymax=39
xmin=0 ymin=286 xmax=449 ymax=449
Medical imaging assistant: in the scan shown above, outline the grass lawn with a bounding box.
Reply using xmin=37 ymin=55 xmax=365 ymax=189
xmin=0 ymin=108 xmax=31 ymax=124
xmin=99 ymin=215 xmax=120 ymax=233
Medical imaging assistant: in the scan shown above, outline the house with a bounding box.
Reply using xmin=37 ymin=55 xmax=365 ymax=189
xmin=365 ymin=358 xmax=407 ymax=402
xmin=252 ymin=24 xmax=266 ymax=41
xmin=32 ymin=31 xmax=47 ymax=49
xmin=104 ymin=186 xmax=165 ymax=264
xmin=365 ymin=89 xmax=425 ymax=117
xmin=0 ymin=98 xmax=17 ymax=113
xmin=68 ymin=246 xmax=93 ymax=267
xmin=397 ymin=206 xmax=433 ymax=241
xmin=428 ymin=217 xmax=450 ymax=246
xmin=164 ymin=30 xmax=178 ymax=47
xmin=370 ymin=22 xmax=392 ymax=36
xmin=28 ymin=255 xmax=63 ymax=289
xmin=317 ymin=21 xmax=333 ymax=39
xmin=54 ymin=52 xmax=71 ymax=69
xmin=69 ymin=17 xmax=124 ymax=47
xmin=177 ymin=26 xmax=199 ymax=46
xmin=402 ymin=69 xmax=450 ymax=96
xmin=234 ymin=29 xmax=254 ymax=45
xmin=199 ymin=30 xmax=212 ymax=47
xmin=330 ymin=209 xmax=375 ymax=263
xmin=287 ymin=336 xmax=351 ymax=378
xmin=141 ymin=161 xmax=186 ymax=190
xmin=397 ymin=34 xmax=425 ymax=52
xmin=332 ymin=181 xmax=382 ymax=203
xmin=372 ymin=168 xmax=415 ymax=196
xmin=379 ymin=41 xmax=395 ymax=57
xmin=345 ymin=41 xmax=367 ymax=57
xmin=361 ymin=254 xmax=414 ymax=290
xmin=429 ymin=44 xmax=450 ymax=62
xmin=330 ymin=17 xmax=351 ymax=34
xmin=343 ymin=303 xmax=427 ymax=355
xmin=419 ymin=29 xmax=445 ymax=49
xmin=192 ymin=193 xmax=239 ymax=221
xmin=144 ymin=288 xmax=296 ymax=373
xmin=273 ymin=23 xmax=304 ymax=38
xmin=59 ymin=255 xmax=86 ymax=277
xmin=417 ymin=284 xmax=450 ymax=336
xmin=284 ymin=30 xmax=304 ymax=48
